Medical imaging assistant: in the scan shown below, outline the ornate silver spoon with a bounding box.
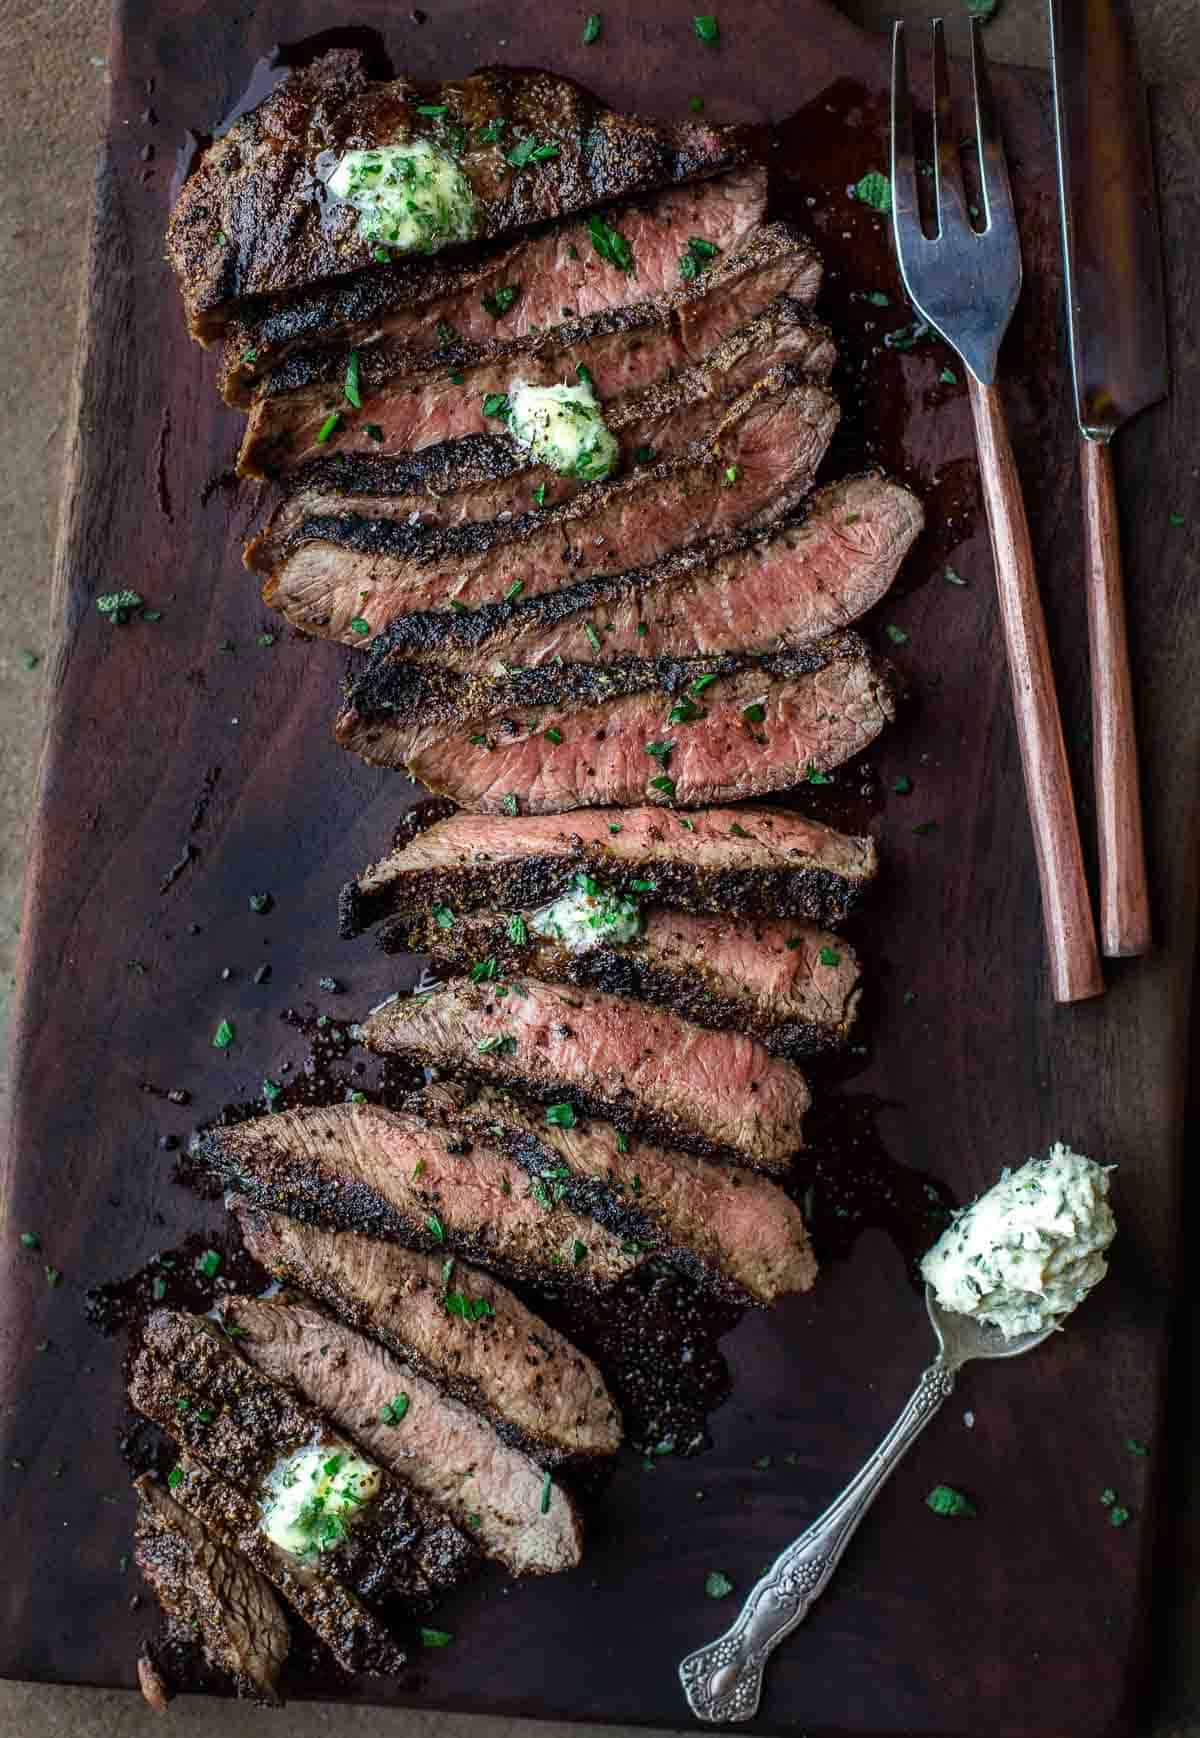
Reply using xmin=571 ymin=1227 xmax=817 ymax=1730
xmin=678 ymin=1285 xmax=1057 ymax=1723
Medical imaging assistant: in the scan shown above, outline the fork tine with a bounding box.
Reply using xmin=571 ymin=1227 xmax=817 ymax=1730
xmin=890 ymin=23 xmax=923 ymax=247
xmin=931 ymin=18 xmax=969 ymax=236
xmin=970 ymin=17 xmax=1016 ymax=238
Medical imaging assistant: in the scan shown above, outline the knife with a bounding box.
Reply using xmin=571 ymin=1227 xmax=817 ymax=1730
xmin=1047 ymin=0 xmax=1168 ymax=958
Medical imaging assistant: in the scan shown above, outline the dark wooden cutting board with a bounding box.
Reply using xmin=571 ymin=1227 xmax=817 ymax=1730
xmin=1 ymin=1 xmax=1196 ymax=1732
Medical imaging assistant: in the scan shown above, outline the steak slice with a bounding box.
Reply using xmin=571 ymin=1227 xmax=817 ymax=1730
xmin=363 ymin=979 xmax=810 ymax=1171
xmin=219 ymin=167 xmax=774 ymax=403
xmin=223 ymin=1296 xmax=583 ymax=1577
xmin=339 ymin=634 xmax=896 ymax=812
xmin=195 ymin=1102 xmax=643 ymax=1290
xmin=342 ymin=804 xmax=878 ymax=936
xmin=134 ymin=1474 xmax=291 ymax=1705
xmin=129 ymin=1310 xmax=475 ymax=1606
xmin=260 ymin=374 xmax=840 ymax=642
xmin=447 ymin=1093 xmax=816 ymax=1305
xmin=170 ymin=52 xmax=739 ymax=340
xmin=245 ymin=302 xmax=835 ymax=553
xmin=162 ymin=1459 xmax=405 ymax=1677
xmin=375 ymin=905 xmax=862 ymax=1060
xmin=357 ymin=472 xmax=923 ymax=674
xmin=228 ymin=1199 xmax=622 ymax=1463
xmin=237 ymin=217 xmax=820 ymax=476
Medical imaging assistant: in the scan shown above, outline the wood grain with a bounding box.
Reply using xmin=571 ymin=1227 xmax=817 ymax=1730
xmin=0 ymin=5 xmax=1195 ymax=1735
xmin=1081 ymin=434 xmax=1154 ymax=958
xmin=967 ymin=372 xmax=1104 ymax=1002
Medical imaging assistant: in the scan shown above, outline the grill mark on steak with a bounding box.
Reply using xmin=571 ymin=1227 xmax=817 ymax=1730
xmin=245 ymin=301 xmax=835 ymax=557
xmin=222 ymin=1296 xmax=584 ymax=1577
xmin=194 ymin=1102 xmax=644 ymax=1290
xmin=438 ymin=1092 xmax=816 ymax=1305
xmin=134 ymin=1474 xmax=291 ymax=1705
xmin=341 ymin=804 xmax=879 ymax=937
xmin=129 ymin=1310 xmax=475 ymax=1607
xmin=236 ymin=218 xmax=819 ymax=477
xmin=159 ymin=1459 xmax=406 ymax=1677
xmin=169 ymin=52 xmax=740 ymax=339
xmin=338 ymin=633 xmax=896 ymax=812
xmin=375 ymin=905 xmax=862 ymax=1060
xmin=228 ymin=1199 xmax=622 ymax=1464
xmin=363 ymin=979 xmax=810 ymax=1171
xmin=259 ymin=374 xmax=840 ymax=642
xmin=224 ymin=167 xmax=774 ymax=409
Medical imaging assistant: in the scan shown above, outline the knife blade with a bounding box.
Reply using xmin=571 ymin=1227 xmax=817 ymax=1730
xmin=1047 ymin=0 xmax=1166 ymax=959
xmin=1048 ymin=0 xmax=1169 ymax=436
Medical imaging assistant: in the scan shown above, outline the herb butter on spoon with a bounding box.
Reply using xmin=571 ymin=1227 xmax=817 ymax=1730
xmin=921 ymin=1142 xmax=1116 ymax=1340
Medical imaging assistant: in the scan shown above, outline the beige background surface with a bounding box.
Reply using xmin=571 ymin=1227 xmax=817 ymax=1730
xmin=0 ymin=0 xmax=1195 ymax=1731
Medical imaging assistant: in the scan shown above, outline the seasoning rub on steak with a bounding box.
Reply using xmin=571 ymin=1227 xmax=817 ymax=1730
xmin=363 ymin=980 xmax=811 ymax=1171
xmin=223 ymin=1296 xmax=583 ymax=1576
xmin=237 ymin=220 xmax=822 ymax=478
xmin=341 ymin=804 xmax=879 ymax=937
xmin=220 ymin=167 xmax=779 ymax=404
xmin=259 ymin=374 xmax=839 ymax=643
xmin=196 ymin=1102 xmax=644 ymax=1290
xmin=244 ymin=301 xmax=836 ymax=549
xmin=375 ymin=904 xmax=862 ymax=1059
xmin=134 ymin=1474 xmax=291 ymax=1706
xmin=339 ymin=633 xmax=895 ymax=813
xmin=129 ymin=1310 xmax=475 ymax=1605
xmin=228 ymin=1200 xmax=621 ymax=1463
xmin=160 ymin=1458 xmax=406 ymax=1678
xmin=447 ymin=1093 xmax=817 ymax=1304
xmin=169 ymin=52 xmax=739 ymax=340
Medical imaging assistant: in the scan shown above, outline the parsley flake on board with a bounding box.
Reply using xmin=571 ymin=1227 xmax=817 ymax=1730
xmin=926 ymin=1485 xmax=975 ymax=1517
xmin=945 ymin=565 xmax=968 ymax=586
xmin=804 ymin=763 xmax=833 ymax=785
xmin=212 ymin=1019 xmax=235 ymax=1050
xmin=694 ymin=16 xmax=720 ymax=43
xmin=885 ymin=623 xmax=909 ymax=644
xmin=852 ymin=170 xmax=892 ymax=212
xmin=705 ymin=1571 xmax=734 ymax=1598
xmin=893 ymin=774 xmax=913 ymax=794
xmin=198 ymin=1250 xmax=221 ymax=1280
xmin=583 ymin=13 xmax=602 ymax=43
xmin=420 ymin=1628 xmax=454 ymax=1648
xmin=19 ymin=1232 xmax=40 ymax=1250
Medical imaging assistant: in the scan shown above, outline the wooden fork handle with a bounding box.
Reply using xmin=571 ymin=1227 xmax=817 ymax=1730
xmin=967 ymin=373 xmax=1104 ymax=1003
xmin=1080 ymin=437 xmax=1153 ymax=957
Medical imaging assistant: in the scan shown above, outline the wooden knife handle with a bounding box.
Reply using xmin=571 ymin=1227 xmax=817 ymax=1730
xmin=967 ymin=374 xmax=1104 ymax=1003
xmin=1080 ymin=436 xmax=1153 ymax=957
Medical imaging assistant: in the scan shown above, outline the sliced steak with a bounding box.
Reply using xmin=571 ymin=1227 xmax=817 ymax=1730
xmin=134 ymin=1475 xmax=290 ymax=1704
xmin=229 ymin=1201 xmax=620 ymax=1463
xmin=260 ymin=374 xmax=839 ymax=642
xmin=129 ymin=1310 xmax=475 ymax=1606
xmin=376 ymin=904 xmax=861 ymax=1059
xmin=363 ymin=979 xmax=810 ymax=1171
xmin=342 ymin=804 xmax=879 ymax=936
xmin=447 ymin=1093 xmax=816 ymax=1305
xmin=245 ymin=302 xmax=835 ymax=554
xmin=196 ymin=1102 xmax=643 ymax=1289
xmin=170 ymin=52 xmax=739 ymax=339
xmin=223 ymin=1297 xmax=582 ymax=1576
xmin=358 ymin=472 xmax=922 ymax=675
xmin=237 ymin=219 xmax=820 ymax=476
xmin=162 ymin=1459 xmax=405 ymax=1677
xmin=340 ymin=634 xmax=895 ymax=812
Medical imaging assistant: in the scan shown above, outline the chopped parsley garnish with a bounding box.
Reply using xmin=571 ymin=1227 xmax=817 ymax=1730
xmin=349 ymin=617 xmax=371 ymax=636
xmin=723 ymin=463 xmax=741 ymax=486
xmin=482 ymin=284 xmax=519 ymax=318
xmin=609 ymin=823 xmax=621 ymax=834
xmin=649 ymin=774 xmax=676 ymax=797
xmin=667 ymin=699 xmax=705 ymax=725
xmin=1110 ymin=1504 xmax=1131 ymax=1527
xmin=741 ymin=702 xmax=766 ymax=724
xmin=690 ymin=673 xmax=719 ymax=697
xmin=212 ymin=1018 xmax=235 ymax=1050
xmin=630 ymin=878 xmax=656 ymax=893
xmin=645 ymin=740 xmax=674 ymax=761
xmin=380 ymin=1393 xmax=410 ymax=1425
xmin=944 ymin=566 xmax=967 ymax=586
xmin=345 ymin=349 xmax=362 ymax=408
xmin=19 ymin=1232 xmax=40 ymax=1250
xmin=416 ymin=103 xmax=449 ymax=117
xmin=477 ymin=1034 xmax=517 ymax=1055
xmin=478 ymin=117 xmax=507 ymax=143
xmin=817 ymin=947 xmax=842 ymax=967
xmin=616 ymin=1131 xmax=630 ymax=1154
xmin=420 ymin=1627 xmax=454 ymax=1647
xmin=583 ymin=12 xmax=601 ymax=42
xmin=45 ymin=1265 xmax=61 ymax=1288
xmin=432 ymin=904 xmax=455 ymax=930
xmin=966 ymin=0 xmax=999 ymax=18
xmin=426 ymin=1214 xmax=446 ymax=1244
xmin=373 ymin=246 xmax=390 ymax=263
xmin=866 ymin=290 xmax=891 ymax=307
xmin=584 ymin=622 xmax=602 ymax=652
xmin=572 ymin=1239 xmax=588 ymax=1265
xmin=249 ymin=891 xmax=273 ymax=914
xmin=508 ymin=915 xmax=528 ymax=945
xmin=198 ymin=1249 xmax=221 ymax=1280
xmin=365 ymin=423 xmax=385 ymax=442
xmin=544 ymin=726 xmax=563 ymax=744
xmin=167 ymin=1466 xmax=184 ymax=1490
xmin=689 ymin=95 xmax=704 ymax=111
xmin=532 ymin=482 xmax=548 ymax=507
xmin=444 ymin=1292 xmax=495 ymax=1323
xmin=482 ymin=391 xmax=511 ymax=419
xmin=501 ymin=793 xmax=520 ymax=817
xmin=1169 ymin=511 xmax=1185 ymax=527
xmin=694 ymin=15 xmax=720 ymax=43
xmin=729 ymin=822 xmax=751 ymax=838
xmin=449 ymin=369 xmax=465 ymax=384
xmin=588 ymin=214 xmax=634 ymax=273
xmin=939 ymin=367 xmax=957 ymax=385
xmin=885 ymin=319 xmax=931 ymax=351
xmin=1126 ymin=1438 xmax=1150 ymax=1457
xmin=576 ymin=361 xmax=595 ymax=388
xmin=893 ymin=774 xmax=913 ymax=794
xmin=885 ymin=624 xmax=909 ymax=644
xmin=504 ymin=579 xmax=524 ymax=602
xmin=679 ymin=236 xmax=721 ymax=281
xmin=545 ymin=1102 xmax=576 ymax=1129
xmin=852 ymin=170 xmax=892 ymax=212
xmin=804 ymin=763 xmax=833 ymax=785
xmin=540 ymin=1470 xmax=553 ymax=1513
xmin=633 ymin=444 xmax=655 ymax=464
xmin=315 ymin=411 xmax=340 ymax=444
xmin=926 ymin=1485 xmax=975 ymax=1517
xmin=96 ymin=589 xmax=144 ymax=622
xmin=705 ymin=1570 xmax=733 ymax=1598
xmin=470 ymin=957 xmax=499 ymax=983
xmin=507 ymin=136 xmax=560 ymax=168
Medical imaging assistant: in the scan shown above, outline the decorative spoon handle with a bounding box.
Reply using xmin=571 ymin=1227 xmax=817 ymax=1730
xmin=678 ymin=1360 xmax=957 ymax=1724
